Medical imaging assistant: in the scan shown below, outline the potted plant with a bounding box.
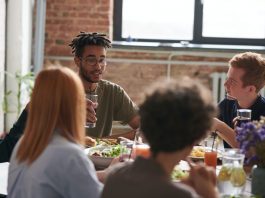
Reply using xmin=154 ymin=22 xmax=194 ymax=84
xmin=2 ymin=70 xmax=34 ymax=131
xmin=236 ymin=117 xmax=265 ymax=197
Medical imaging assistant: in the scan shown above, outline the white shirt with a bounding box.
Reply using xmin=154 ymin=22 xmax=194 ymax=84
xmin=8 ymin=134 xmax=102 ymax=198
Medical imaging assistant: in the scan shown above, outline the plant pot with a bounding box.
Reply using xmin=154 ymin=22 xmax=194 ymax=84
xmin=252 ymin=166 xmax=265 ymax=197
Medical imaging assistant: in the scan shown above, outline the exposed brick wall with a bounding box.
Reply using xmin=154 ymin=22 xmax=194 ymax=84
xmin=45 ymin=49 xmax=229 ymax=104
xmin=44 ymin=0 xmax=255 ymax=105
xmin=45 ymin=0 xmax=113 ymax=56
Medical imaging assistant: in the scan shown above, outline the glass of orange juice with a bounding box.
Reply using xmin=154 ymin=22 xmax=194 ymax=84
xmin=204 ymin=150 xmax=217 ymax=168
xmin=132 ymin=143 xmax=150 ymax=159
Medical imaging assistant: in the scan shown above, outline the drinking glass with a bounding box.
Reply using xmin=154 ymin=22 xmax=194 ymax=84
xmin=237 ymin=109 xmax=251 ymax=127
xmin=131 ymin=131 xmax=150 ymax=159
xmin=204 ymin=149 xmax=217 ymax=168
xmin=85 ymin=94 xmax=98 ymax=128
xmin=217 ymin=149 xmax=246 ymax=196
xmin=202 ymin=134 xmax=218 ymax=168
xmin=120 ymin=140 xmax=133 ymax=161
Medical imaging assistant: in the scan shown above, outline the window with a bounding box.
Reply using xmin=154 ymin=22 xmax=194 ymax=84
xmin=113 ymin=0 xmax=265 ymax=46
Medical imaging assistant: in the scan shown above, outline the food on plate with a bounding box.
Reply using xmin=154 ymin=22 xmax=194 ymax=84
xmin=85 ymin=136 xmax=97 ymax=147
xmin=90 ymin=145 xmax=125 ymax=158
xmin=171 ymin=166 xmax=189 ymax=181
xmin=96 ymin=138 xmax=118 ymax=146
xmin=190 ymin=147 xmax=205 ymax=158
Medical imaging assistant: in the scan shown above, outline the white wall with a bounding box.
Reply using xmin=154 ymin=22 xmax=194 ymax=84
xmin=0 ymin=0 xmax=5 ymax=131
xmin=5 ymin=0 xmax=34 ymax=130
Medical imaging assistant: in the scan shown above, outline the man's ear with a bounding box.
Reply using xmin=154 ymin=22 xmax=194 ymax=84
xmin=248 ymin=85 xmax=256 ymax=93
xmin=74 ymin=56 xmax=80 ymax=68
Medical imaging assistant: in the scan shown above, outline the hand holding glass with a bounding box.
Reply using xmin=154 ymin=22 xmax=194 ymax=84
xmin=85 ymin=94 xmax=98 ymax=128
xmin=237 ymin=109 xmax=251 ymax=127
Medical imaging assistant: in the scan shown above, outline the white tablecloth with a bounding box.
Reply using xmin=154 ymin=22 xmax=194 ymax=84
xmin=0 ymin=163 xmax=9 ymax=195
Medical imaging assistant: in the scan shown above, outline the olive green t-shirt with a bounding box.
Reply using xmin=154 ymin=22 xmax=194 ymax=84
xmin=86 ymin=79 xmax=138 ymax=137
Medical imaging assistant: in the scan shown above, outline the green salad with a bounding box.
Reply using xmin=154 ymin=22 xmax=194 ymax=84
xmin=90 ymin=145 xmax=127 ymax=158
xmin=101 ymin=145 xmax=126 ymax=157
xmin=171 ymin=166 xmax=189 ymax=181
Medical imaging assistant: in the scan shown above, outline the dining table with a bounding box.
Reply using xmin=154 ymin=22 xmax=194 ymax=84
xmin=0 ymin=162 xmax=8 ymax=197
xmin=191 ymin=135 xmax=253 ymax=197
xmin=0 ymin=145 xmax=254 ymax=198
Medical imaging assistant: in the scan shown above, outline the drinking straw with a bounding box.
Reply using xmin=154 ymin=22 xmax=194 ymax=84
xmin=128 ymin=129 xmax=138 ymax=159
xmin=211 ymin=130 xmax=217 ymax=151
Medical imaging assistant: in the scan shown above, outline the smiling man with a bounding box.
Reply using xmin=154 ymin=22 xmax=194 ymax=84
xmin=214 ymin=52 xmax=265 ymax=148
xmin=69 ymin=32 xmax=139 ymax=138
xmin=0 ymin=32 xmax=139 ymax=163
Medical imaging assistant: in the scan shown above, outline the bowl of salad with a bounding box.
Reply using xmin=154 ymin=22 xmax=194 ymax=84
xmin=85 ymin=144 xmax=125 ymax=169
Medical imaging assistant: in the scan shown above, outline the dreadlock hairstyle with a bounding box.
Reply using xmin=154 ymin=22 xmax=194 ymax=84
xmin=69 ymin=32 xmax=112 ymax=57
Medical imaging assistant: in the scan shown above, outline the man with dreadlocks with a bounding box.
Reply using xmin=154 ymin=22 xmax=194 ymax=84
xmin=69 ymin=32 xmax=139 ymax=138
xmin=0 ymin=32 xmax=139 ymax=162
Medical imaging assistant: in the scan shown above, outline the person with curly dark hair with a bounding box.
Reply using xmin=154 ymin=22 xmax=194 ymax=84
xmin=102 ymin=77 xmax=219 ymax=198
xmin=69 ymin=32 xmax=139 ymax=138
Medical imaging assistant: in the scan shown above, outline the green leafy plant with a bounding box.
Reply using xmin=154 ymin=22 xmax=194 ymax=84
xmin=2 ymin=71 xmax=34 ymax=117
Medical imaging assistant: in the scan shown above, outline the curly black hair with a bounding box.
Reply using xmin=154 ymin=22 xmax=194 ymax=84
xmin=69 ymin=32 xmax=111 ymax=57
xmin=139 ymin=77 xmax=217 ymax=155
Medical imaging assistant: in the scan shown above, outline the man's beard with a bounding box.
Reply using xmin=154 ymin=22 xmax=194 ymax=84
xmin=79 ymin=65 xmax=101 ymax=83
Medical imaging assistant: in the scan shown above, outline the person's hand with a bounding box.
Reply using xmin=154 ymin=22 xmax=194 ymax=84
xmin=0 ymin=131 xmax=7 ymax=140
xmin=97 ymin=156 xmax=133 ymax=183
xmin=183 ymin=160 xmax=218 ymax=198
xmin=232 ymin=116 xmax=240 ymax=130
xmin=86 ymin=99 xmax=97 ymax=123
xmin=84 ymin=136 xmax=97 ymax=147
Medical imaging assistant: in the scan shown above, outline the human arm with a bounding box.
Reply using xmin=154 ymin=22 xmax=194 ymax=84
xmin=106 ymin=115 xmax=140 ymax=140
xmin=183 ymin=161 xmax=219 ymax=198
xmin=0 ymin=132 xmax=7 ymax=139
xmin=128 ymin=115 xmax=140 ymax=129
xmin=0 ymin=108 xmax=28 ymax=162
xmin=213 ymin=118 xmax=239 ymax=148
xmin=96 ymin=156 xmax=122 ymax=183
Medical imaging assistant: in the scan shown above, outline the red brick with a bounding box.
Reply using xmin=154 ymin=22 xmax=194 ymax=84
xmin=44 ymin=0 xmax=233 ymax=105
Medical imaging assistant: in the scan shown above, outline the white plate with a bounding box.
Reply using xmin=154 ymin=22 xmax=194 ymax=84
xmin=85 ymin=145 xmax=114 ymax=169
xmin=189 ymin=146 xmax=222 ymax=160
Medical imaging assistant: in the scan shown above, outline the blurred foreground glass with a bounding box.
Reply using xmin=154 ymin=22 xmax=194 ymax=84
xmin=85 ymin=94 xmax=98 ymax=128
xmin=237 ymin=109 xmax=251 ymax=127
xmin=203 ymin=134 xmax=218 ymax=168
xmin=131 ymin=131 xmax=150 ymax=159
xmin=120 ymin=140 xmax=133 ymax=161
xmin=217 ymin=149 xmax=246 ymax=196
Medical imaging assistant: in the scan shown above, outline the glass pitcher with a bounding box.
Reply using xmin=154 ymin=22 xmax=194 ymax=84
xmin=217 ymin=149 xmax=246 ymax=196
